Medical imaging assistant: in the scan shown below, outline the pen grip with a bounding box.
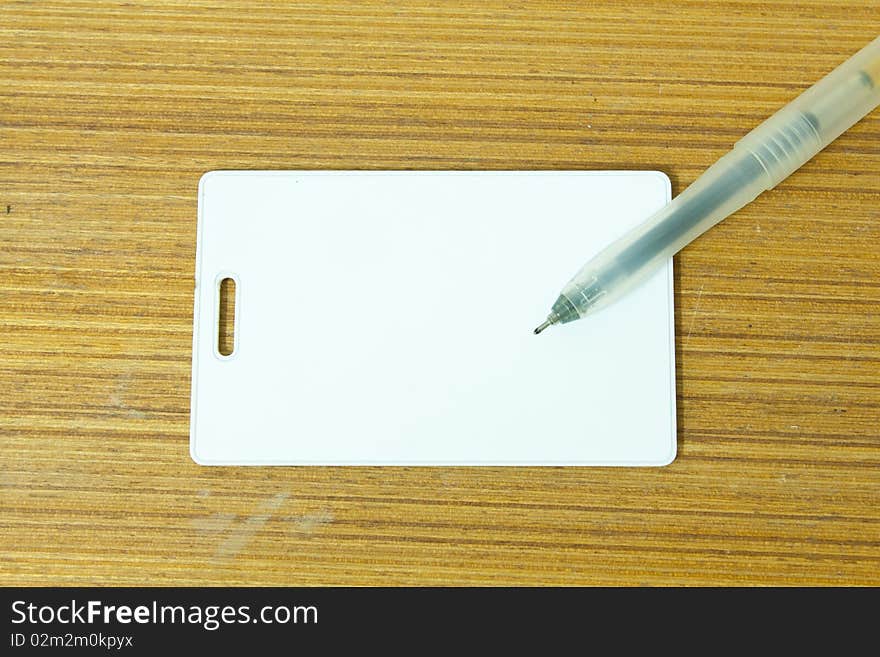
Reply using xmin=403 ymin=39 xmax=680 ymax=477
xmin=737 ymin=36 xmax=880 ymax=189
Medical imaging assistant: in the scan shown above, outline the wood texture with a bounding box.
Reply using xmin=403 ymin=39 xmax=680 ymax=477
xmin=1 ymin=1 xmax=878 ymax=586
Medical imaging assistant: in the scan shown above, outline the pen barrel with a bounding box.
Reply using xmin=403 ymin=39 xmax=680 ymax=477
xmin=559 ymin=149 xmax=768 ymax=319
xmin=737 ymin=36 xmax=880 ymax=189
xmin=556 ymin=36 xmax=880 ymax=322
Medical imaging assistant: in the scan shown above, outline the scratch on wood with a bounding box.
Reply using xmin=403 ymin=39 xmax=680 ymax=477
xmin=212 ymin=493 xmax=289 ymax=562
xmin=108 ymin=369 xmax=147 ymax=418
xmin=189 ymin=512 xmax=236 ymax=534
xmin=287 ymin=510 xmax=334 ymax=537
xmin=683 ymin=283 xmax=705 ymax=348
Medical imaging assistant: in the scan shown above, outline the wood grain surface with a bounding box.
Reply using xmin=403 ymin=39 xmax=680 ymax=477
xmin=2 ymin=1 xmax=878 ymax=586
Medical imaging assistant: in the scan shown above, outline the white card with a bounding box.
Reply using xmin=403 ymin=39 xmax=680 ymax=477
xmin=191 ymin=171 xmax=676 ymax=465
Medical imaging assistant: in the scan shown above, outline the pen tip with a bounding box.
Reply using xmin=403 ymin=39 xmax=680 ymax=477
xmin=533 ymin=318 xmax=553 ymax=335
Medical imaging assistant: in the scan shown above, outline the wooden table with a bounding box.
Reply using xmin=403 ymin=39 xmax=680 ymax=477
xmin=2 ymin=1 xmax=878 ymax=586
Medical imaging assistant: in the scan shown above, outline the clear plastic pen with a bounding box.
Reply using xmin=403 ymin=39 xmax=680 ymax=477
xmin=535 ymin=36 xmax=880 ymax=334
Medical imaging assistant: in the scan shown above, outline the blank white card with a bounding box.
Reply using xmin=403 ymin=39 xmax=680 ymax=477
xmin=191 ymin=171 xmax=676 ymax=465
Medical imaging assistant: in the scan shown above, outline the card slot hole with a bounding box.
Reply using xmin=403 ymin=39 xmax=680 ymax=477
xmin=218 ymin=277 xmax=236 ymax=356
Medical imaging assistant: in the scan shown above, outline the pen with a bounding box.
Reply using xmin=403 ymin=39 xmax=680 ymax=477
xmin=534 ymin=36 xmax=880 ymax=335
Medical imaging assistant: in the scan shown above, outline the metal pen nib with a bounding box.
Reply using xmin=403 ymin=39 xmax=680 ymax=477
xmin=533 ymin=315 xmax=557 ymax=335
